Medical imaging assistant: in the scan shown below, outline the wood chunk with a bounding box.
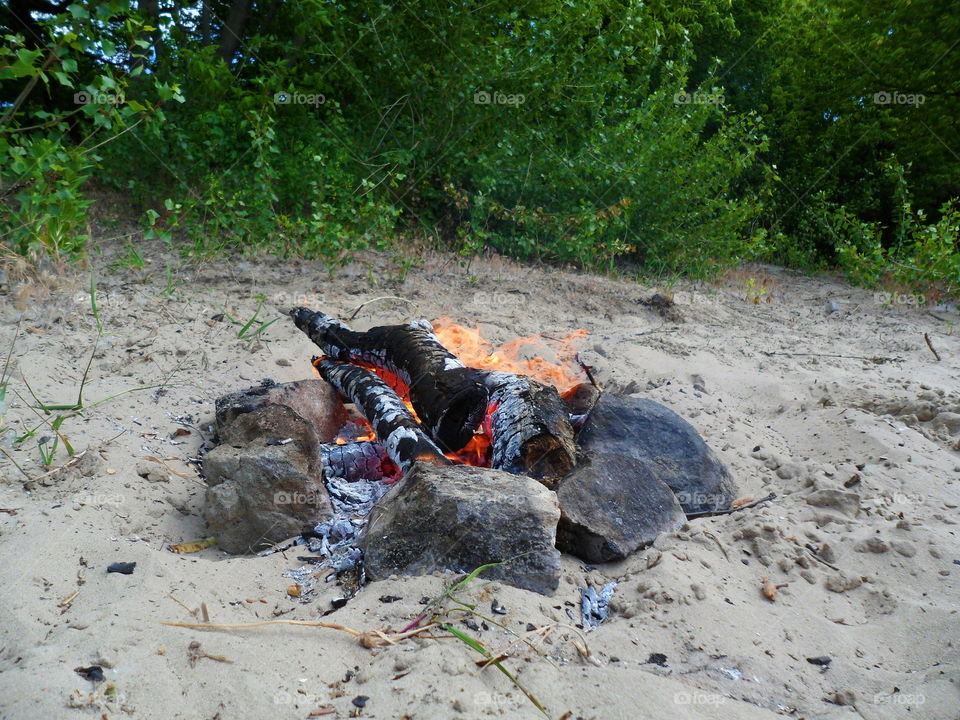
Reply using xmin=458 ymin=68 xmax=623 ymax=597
xmin=477 ymin=371 xmax=576 ymax=484
xmin=314 ymin=358 xmax=450 ymax=474
xmin=319 ymin=441 xmax=398 ymax=482
xmin=291 ymin=309 xmax=488 ymax=452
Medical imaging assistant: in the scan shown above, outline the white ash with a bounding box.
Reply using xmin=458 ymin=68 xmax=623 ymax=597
xmin=580 ymin=581 xmax=617 ymax=628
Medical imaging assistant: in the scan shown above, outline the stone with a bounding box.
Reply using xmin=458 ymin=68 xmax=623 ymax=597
xmin=360 ymin=462 xmax=561 ymax=595
xmin=824 ymin=571 xmax=862 ymax=593
xmin=891 ymin=540 xmax=917 ymax=557
xmin=854 ymin=536 xmax=889 ymax=553
xmin=576 ymin=394 xmax=736 ymax=514
xmin=555 ymin=453 xmax=686 ymax=563
xmin=215 ymin=379 xmax=347 ymax=445
xmin=806 ymin=488 xmax=861 ymax=518
xmin=203 ymin=442 xmax=332 ymax=553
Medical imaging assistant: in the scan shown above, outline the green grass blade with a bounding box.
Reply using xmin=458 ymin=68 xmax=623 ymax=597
xmin=237 ymin=300 xmax=263 ymax=338
xmin=89 ymin=274 xmax=103 ymax=334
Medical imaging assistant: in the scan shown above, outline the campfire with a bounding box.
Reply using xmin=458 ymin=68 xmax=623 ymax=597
xmin=293 ymin=309 xmax=591 ymax=485
xmin=203 ymin=307 xmax=737 ymax=596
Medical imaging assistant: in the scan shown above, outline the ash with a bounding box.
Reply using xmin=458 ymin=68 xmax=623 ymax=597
xmin=284 ymin=477 xmax=392 ymax=593
xmin=580 ymin=581 xmax=617 ymax=628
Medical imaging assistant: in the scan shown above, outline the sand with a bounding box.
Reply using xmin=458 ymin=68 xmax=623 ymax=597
xmin=0 ymin=243 xmax=958 ymax=719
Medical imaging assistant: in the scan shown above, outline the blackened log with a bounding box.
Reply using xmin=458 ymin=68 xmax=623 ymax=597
xmin=477 ymin=371 xmax=576 ymax=485
xmin=314 ymin=358 xmax=451 ymax=474
xmin=319 ymin=441 xmax=398 ymax=483
xmin=290 ymin=308 xmax=488 ymax=452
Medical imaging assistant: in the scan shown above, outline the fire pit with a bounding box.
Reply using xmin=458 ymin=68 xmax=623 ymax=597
xmin=202 ymin=310 xmax=737 ymax=596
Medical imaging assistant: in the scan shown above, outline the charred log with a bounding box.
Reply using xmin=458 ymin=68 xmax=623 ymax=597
xmin=477 ymin=371 xmax=576 ymax=485
xmin=290 ymin=308 xmax=488 ymax=452
xmin=319 ymin=441 xmax=398 ymax=483
xmin=314 ymin=357 xmax=451 ymax=474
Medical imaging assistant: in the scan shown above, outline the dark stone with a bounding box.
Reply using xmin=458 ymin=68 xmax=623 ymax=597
xmin=360 ymin=462 xmax=561 ymax=595
xmin=215 ymin=379 xmax=347 ymax=445
xmin=75 ymin=666 xmax=105 ymax=683
xmin=577 ymin=394 xmax=736 ymax=514
xmin=106 ymin=562 xmax=137 ymax=575
xmin=556 ymin=453 xmax=686 ymax=562
xmin=203 ymin=442 xmax=332 ymax=554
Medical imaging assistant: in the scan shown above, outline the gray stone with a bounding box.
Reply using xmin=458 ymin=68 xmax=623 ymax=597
xmin=203 ymin=442 xmax=332 ymax=553
xmin=576 ymin=394 xmax=736 ymax=514
xmin=215 ymin=379 xmax=347 ymax=445
xmin=555 ymin=453 xmax=686 ymax=563
xmin=806 ymin=488 xmax=861 ymax=518
xmin=360 ymin=462 xmax=561 ymax=595
xmin=824 ymin=571 xmax=862 ymax=593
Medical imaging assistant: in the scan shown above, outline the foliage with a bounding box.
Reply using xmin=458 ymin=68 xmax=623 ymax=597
xmin=0 ymin=1 xmax=183 ymax=259
xmin=1 ymin=0 xmax=957 ymax=292
xmin=831 ymin=163 xmax=960 ymax=298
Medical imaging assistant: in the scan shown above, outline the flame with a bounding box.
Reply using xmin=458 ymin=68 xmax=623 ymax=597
xmin=431 ymin=319 xmax=587 ymax=393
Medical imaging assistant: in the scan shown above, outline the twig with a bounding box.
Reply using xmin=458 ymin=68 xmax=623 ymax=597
xmin=760 ymin=351 xmax=902 ymax=363
xmin=575 ymin=353 xmax=602 ymax=392
xmin=347 ymin=296 xmax=413 ymax=321
xmin=161 ymin=618 xmax=439 ymax=649
xmin=0 ymin=446 xmax=33 ymax=483
xmin=686 ymin=492 xmax=777 ymax=519
xmin=804 ymin=544 xmax=840 ymax=571
xmin=702 ymin=530 xmax=729 ymax=560
xmin=924 ymin=333 xmax=941 ymax=361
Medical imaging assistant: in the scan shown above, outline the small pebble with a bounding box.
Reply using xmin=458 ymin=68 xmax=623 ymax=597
xmin=106 ymin=562 xmax=136 ymax=575
xmin=75 ymin=666 xmax=105 ymax=682
xmin=352 ymin=695 xmax=369 ymax=708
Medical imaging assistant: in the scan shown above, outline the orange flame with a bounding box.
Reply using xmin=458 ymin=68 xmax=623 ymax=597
xmin=431 ymin=318 xmax=587 ymax=393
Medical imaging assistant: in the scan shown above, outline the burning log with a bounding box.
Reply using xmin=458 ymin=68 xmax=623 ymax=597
xmin=477 ymin=371 xmax=576 ymax=484
xmin=290 ymin=308 xmax=489 ymax=452
xmin=319 ymin=441 xmax=398 ymax=483
xmin=314 ymin=357 xmax=451 ymax=474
